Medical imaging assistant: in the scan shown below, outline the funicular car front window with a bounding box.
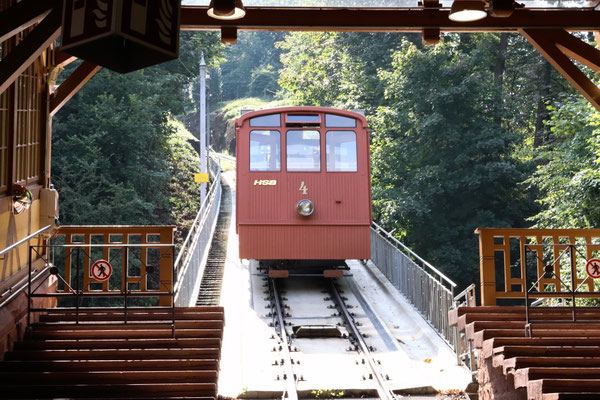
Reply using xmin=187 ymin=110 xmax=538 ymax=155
xmin=250 ymin=130 xmax=281 ymax=171
xmin=286 ymin=130 xmax=320 ymax=171
xmin=326 ymin=131 xmax=357 ymax=172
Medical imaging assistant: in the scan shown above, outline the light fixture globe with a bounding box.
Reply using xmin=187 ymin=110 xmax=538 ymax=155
xmin=448 ymin=0 xmax=487 ymax=22
xmin=297 ymin=199 xmax=314 ymax=217
xmin=207 ymin=0 xmax=246 ymax=20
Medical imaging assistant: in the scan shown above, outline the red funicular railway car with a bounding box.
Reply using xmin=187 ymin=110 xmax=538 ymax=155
xmin=236 ymin=107 xmax=372 ymax=275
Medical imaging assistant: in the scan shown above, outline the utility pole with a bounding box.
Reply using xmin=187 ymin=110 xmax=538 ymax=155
xmin=199 ymin=52 xmax=207 ymax=205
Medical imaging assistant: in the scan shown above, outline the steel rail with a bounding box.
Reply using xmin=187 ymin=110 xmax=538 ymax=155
xmin=329 ymin=280 xmax=397 ymax=400
xmin=269 ymin=278 xmax=299 ymax=400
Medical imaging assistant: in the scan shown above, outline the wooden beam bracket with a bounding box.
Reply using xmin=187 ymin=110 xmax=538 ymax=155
xmin=0 ymin=8 xmax=61 ymax=96
xmin=0 ymin=0 xmax=57 ymax=43
xmin=520 ymin=29 xmax=600 ymax=112
xmin=50 ymin=62 xmax=101 ymax=117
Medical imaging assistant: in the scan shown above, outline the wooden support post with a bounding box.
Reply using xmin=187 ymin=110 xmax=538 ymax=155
xmin=50 ymin=61 xmax=101 ymax=116
xmin=475 ymin=228 xmax=497 ymax=306
xmin=0 ymin=0 xmax=55 ymax=43
xmin=422 ymin=0 xmax=441 ymax=46
xmin=0 ymin=9 xmax=61 ymax=96
xmin=520 ymin=29 xmax=600 ymax=112
xmin=159 ymin=226 xmax=175 ymax=307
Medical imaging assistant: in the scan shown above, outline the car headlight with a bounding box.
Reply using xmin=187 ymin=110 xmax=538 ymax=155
xmin=297 ymin=199 xmax=314 ymax=216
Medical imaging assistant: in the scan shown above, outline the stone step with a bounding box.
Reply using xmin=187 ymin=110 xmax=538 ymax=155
xmin=15 ymin=337 xmax=221 ymax=350
xmin=0 ymin=359 xmax=219 ymax=372
xmin=0 ymin=370 xmax=218 ymax=385
xmin=473 ymin=329 xmax=600 ymax=348
xmin=5 ymin=347 xmax=221 ymax=360
xmin=1 ymin=383 xmax=217 ymax=399
xmin=514 ymin=368 xmax=600 ymax=389
xmin=31 ymin=320 xmax=224 ymax=330
xmin=528 ymin=379 xmax=600 ymax=399
xmin=503 ymin=357 xmax=600 ymax=374
xmin=29 ymin=328 xmax=223 ymax=340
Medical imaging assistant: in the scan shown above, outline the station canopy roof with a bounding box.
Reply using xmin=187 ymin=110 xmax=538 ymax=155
xmin=182 ymin=0 xmax=599 ymax=9
xmin=179 ymin=0 xmax=600 ymax=32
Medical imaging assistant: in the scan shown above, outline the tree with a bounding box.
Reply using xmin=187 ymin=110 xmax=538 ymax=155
xmin=371 ymin=36 xmax=534 ymax=289
xmin=277 ymin=32 xmax=365 ymax=108
xmin=527 ymin=97 xmax=600 ymax=228
xmin=52 ymin=32 xmax=223 ymax=227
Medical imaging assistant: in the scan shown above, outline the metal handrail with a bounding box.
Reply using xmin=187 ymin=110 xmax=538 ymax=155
xmin=0 ymin=225 xmax=53 ymax=309
xmin=454 ymin=283 xmax=477 ymax=307
xmin=0 ymin=225 xmax=52 ymax=258
xmin=372 ymin=221 xmax=456 ymax=290
xmin=369 ymin=224 xmax=457 ymax=353
xmin=173 ymin=165 xmax=220 ymax=270
xmin=0 ymin=266 xmax=49 ymax=309
xmin=173 ymin=156 xmax=222 ymax=306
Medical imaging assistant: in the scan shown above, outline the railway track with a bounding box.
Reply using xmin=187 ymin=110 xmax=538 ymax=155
xmin=266 ymin=272 xmax=398 ymax=400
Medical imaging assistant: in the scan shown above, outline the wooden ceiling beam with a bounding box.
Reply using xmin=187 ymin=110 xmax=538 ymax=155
xmin=520 ymin=28 xmax=600 ymax=112
xmin=54 ymin=49 xmax=78 ymax=68
xmin=551 ymin=30 xmax=600 ymax=71
xmin=181 ymin=7 xmax=600 ymax=32
xmin=0 ymin=0 xmax=56 ymax=43
xmin=50 ymin=61 xmax=101 ymax=117
xmin=0 ymin=8 xmax=61 ymax=96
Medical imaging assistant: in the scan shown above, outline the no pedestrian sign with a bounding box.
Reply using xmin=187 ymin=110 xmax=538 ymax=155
xmin=91 ymin=259 xmax=112 ymax=281
xmin=586 ymin=258 xmax=600 ymax=279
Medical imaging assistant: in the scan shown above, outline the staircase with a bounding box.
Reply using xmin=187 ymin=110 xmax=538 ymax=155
xmin=450 ymin=306 xmax=600 ymax=400
xmin=0 ymin=307 xmax=225 ymax=399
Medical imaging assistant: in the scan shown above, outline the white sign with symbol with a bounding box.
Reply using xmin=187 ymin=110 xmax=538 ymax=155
xmin=91 ymin=259 xmax=112 ymax=281
xmin=586 ymin=258 xmax=600 ymax=279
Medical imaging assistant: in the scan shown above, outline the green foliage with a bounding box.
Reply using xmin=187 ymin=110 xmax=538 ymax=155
xmin=249 ymin=65 xmax=279 ymax=98
xmin=53 ymin=69 xmax=172 ymax=225
xmin=52 ymin=32 xmax=222 ymax=227
xmin=216 ymin=97 xmax=290 ymax=120
xmin=220 ymin=32 xmax=285 ymax=100
xmin=165 ymin=119 xmax=202 ymax=239
xmin=527 ymin=97 xmax=600 ymax=228
xmin=277 ymin=32 xmax=365 ymax=108
xmin=370 ymin=36 xmax=534 ymax=289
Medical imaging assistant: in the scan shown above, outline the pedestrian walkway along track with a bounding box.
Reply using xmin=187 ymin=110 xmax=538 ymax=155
xmin=264 ymin=271 xmax=399 ymax=399
xmin=196 ymin=180 xmax=232 ymax=306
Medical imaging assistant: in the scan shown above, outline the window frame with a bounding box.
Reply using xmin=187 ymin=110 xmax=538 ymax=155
xmin=249 ymin=129 xmax=282 ymax=172
xmin=285 ymin=129 xmax=322 ymax=172
xmin=325 ymin=130 xmax=358 ymax=172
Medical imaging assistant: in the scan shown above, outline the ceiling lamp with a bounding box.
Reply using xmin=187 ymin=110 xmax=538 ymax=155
xmin=448 ymin=0 xmax=487 ymax=22
xmin=490 ymin=0 xmax=521 ymax=18
xmin=207 ymin=0 xmax=246 ymax=20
